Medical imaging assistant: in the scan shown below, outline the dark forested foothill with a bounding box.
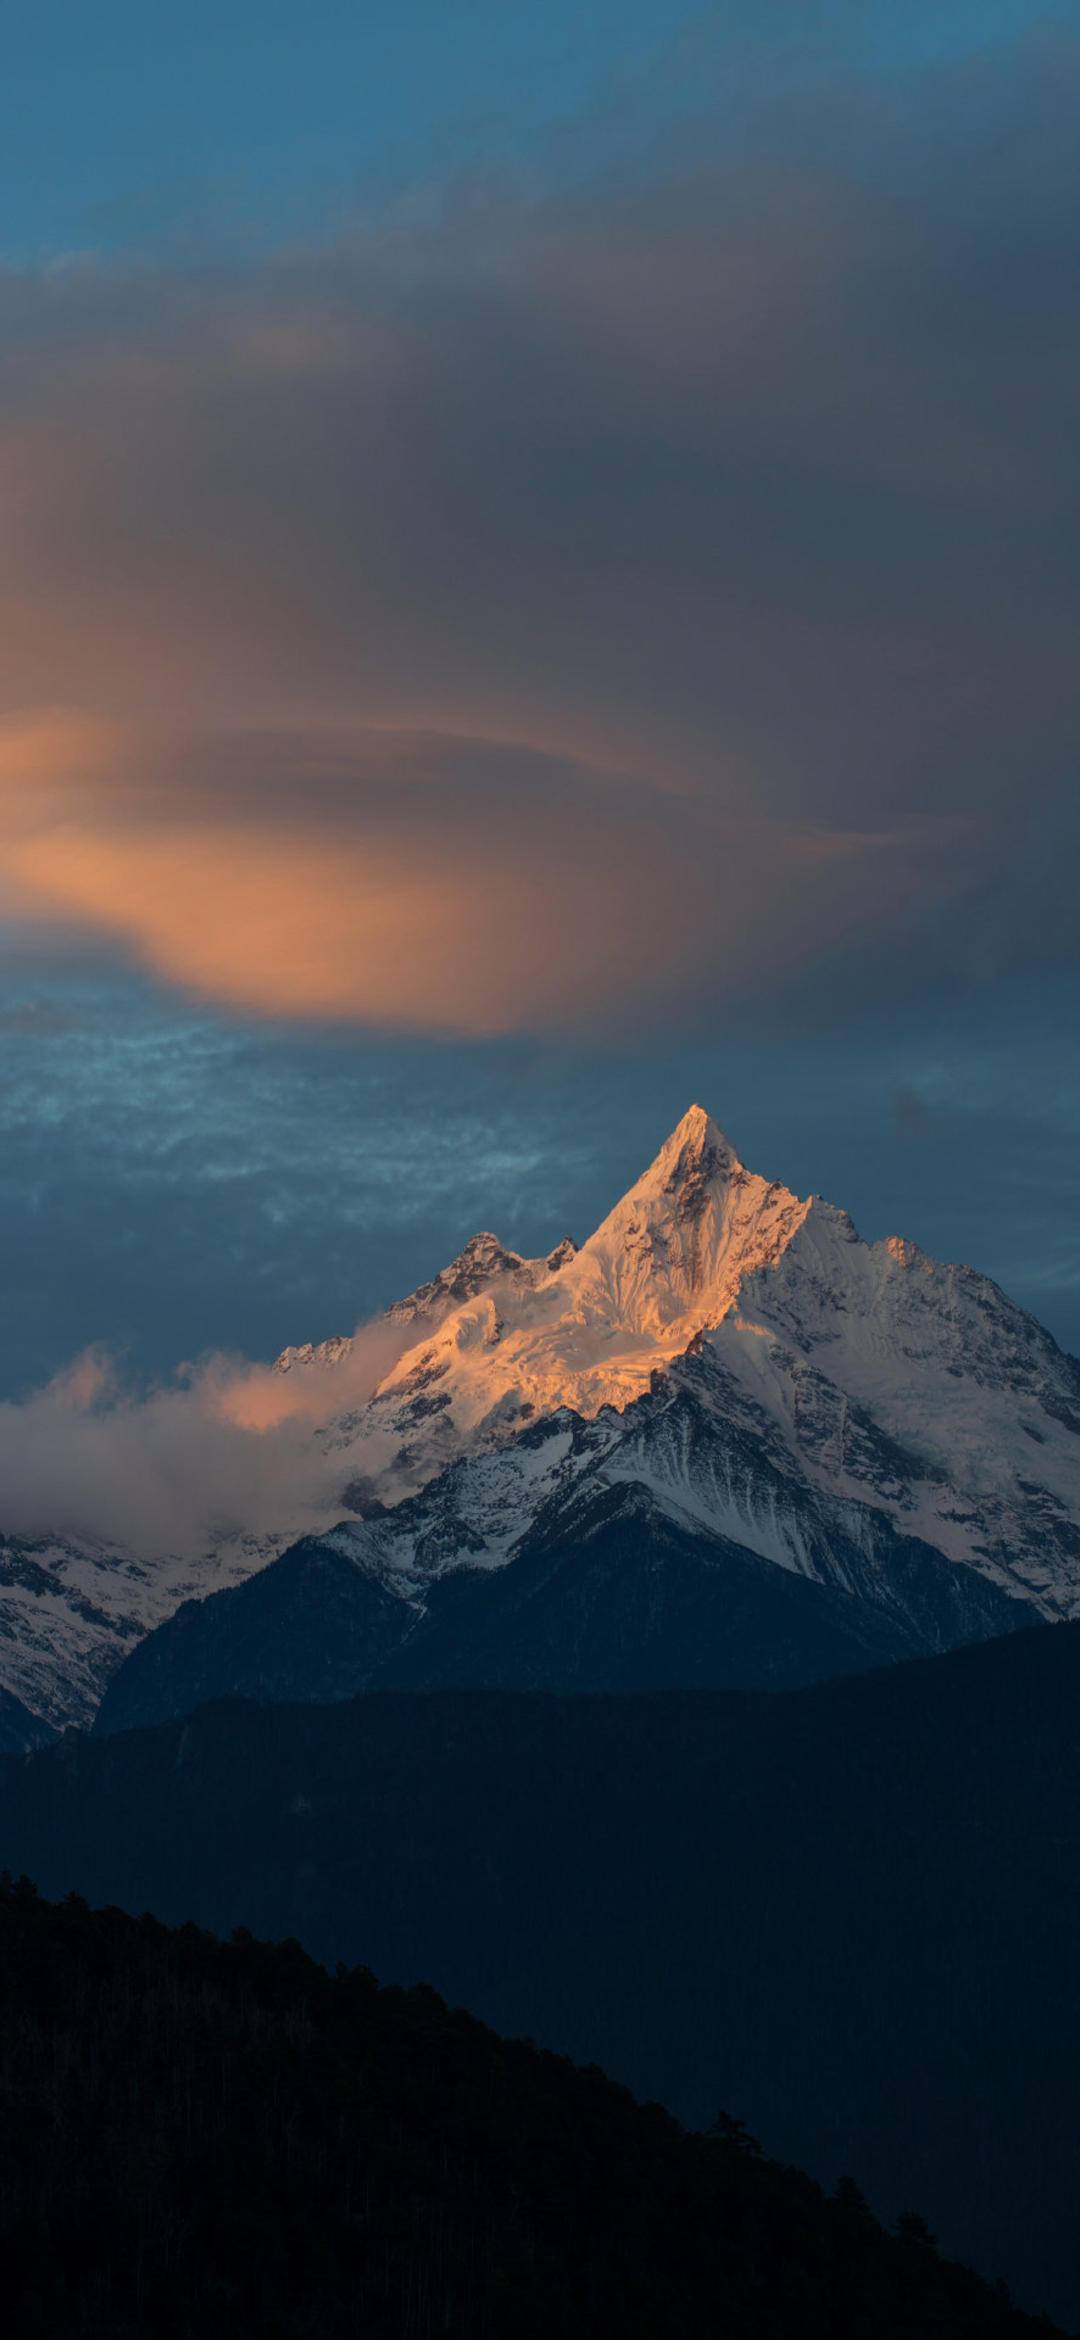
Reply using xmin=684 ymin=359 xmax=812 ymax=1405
xmin=0 ymin=1882 xmax=1064 ymax=2340
xmin=7 ymin=1627 xmax=1080 ymax=2319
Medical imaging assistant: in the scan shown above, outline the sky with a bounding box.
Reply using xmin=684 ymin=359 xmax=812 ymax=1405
xmin=2 ymin=0 xmax=1079 ymax=1416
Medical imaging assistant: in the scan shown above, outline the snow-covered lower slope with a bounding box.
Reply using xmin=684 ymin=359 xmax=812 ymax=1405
xmin=314 ymin=1339 xmax=1037 ymax=1644
xmin=0 ymin=1527 xmax=284 ymax=1731
xmin=97 ymin=1369 xmax=1034 ymax=1734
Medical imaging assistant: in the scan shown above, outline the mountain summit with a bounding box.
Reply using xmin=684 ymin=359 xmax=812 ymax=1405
xmin=640 ymin=1101 xmax=740 ymax=1186
xmin=570 ymin=1105 xmax=810 ymax=1338
xmin=324 ymin=1107 xmax=816 ymax=1460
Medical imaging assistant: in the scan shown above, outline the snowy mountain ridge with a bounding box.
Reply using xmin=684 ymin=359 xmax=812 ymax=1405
xmin=294 ymin=1105 xmax=1080 ymax=1617
xmin=311 ymin=1107 xmax=818 ymax=1491
xmin=5 ymin=1103 xmax=1080 ymax=1732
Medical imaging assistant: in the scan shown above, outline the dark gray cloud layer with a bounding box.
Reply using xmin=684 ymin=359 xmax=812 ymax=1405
xmin=2 ymin=23 xmax=1079 ymax=1030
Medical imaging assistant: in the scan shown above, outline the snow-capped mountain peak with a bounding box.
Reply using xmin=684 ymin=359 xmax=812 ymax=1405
xmin=565 ymin=1106 xmax=812 ymax=1341
xmin=636 ymin=1101 xmax=741 ymax=1194
xmin=278 ymin=1105 xmax=798 ymax=1402
xmin=9 ymin=1102 xmax=1080 ymax=1734
xmin=330 ymin=1107 xmax=1080 ymax=1616
xmin=328 ymin=1112 xmax=815 ymax=1500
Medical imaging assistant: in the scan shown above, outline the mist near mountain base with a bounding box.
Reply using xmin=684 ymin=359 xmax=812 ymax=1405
xmin=0 ymin=1322 xmax=412 ymax=1557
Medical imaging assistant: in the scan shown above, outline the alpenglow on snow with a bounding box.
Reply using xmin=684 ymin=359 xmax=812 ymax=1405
xmin=5 ymin=1106 xmax=1080 ymax=1733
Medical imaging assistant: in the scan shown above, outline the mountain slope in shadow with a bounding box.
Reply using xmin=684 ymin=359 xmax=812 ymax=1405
xmin=95 ymin=1470 xmax=1031 ymax=1734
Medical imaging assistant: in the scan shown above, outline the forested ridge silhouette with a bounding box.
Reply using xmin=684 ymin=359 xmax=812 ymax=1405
xmin=0 ymin=1880 xmax=1065 ymax=2339
xmin=7 ymin=1629 xmax=1080 ymax=2319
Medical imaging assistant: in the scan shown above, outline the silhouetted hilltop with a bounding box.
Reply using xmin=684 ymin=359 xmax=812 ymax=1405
xmin=5 ymin=1625 xmax=1080 ymax=2320
xmin=0 ymin=1880 xmax=1063 ymax=2340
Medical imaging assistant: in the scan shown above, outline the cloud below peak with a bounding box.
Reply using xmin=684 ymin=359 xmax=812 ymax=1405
xmin=0 ymin=1317 xmax=418 ymax=1557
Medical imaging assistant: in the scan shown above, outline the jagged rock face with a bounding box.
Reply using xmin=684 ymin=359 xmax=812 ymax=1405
xmin=9 ymin=1103 xmax=1080 ymax=1728
xmin=0 ymin=1527 xmax=282 ymax=1731
xmin=387 ymin=1230 xmax=577 ymax=1324
xmin=0 ymin=1533 xmax=154 ymax=1731
xmin=274 ymin=1230 xmax=580 ymax=1377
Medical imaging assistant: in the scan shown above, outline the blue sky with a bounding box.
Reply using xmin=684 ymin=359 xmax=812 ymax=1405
xmin=1 ymin=0 xmax=1078 ymax=1393
xmin=1 ymin=1 xmax=1062 ymax=260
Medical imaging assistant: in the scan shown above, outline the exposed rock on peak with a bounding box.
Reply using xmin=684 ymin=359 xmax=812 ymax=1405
xmin=389 ymin=1231 xmax=529 ymax=1324
xmin=654 ymin=1103 xmax=741 ymax=1180
xmin=274 ymin=1332 xmax=354 ymax=1378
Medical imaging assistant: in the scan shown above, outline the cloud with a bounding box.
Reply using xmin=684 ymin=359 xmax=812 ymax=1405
xmin=0 ymin=1322 xmax=417 ymax=1557
xmin=1 ymin=29 xmax=1078 ymax=1032
xmin=0 ymin=715 xmax=966 ymax=1031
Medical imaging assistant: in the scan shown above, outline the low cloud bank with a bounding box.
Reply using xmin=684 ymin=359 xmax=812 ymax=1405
xmin=0 ymin=1321 xmax=415 ymax=1558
